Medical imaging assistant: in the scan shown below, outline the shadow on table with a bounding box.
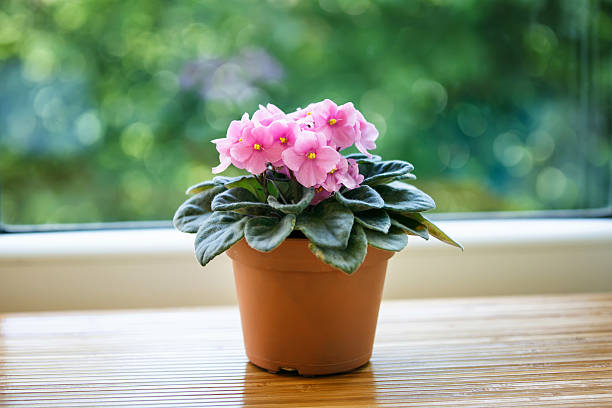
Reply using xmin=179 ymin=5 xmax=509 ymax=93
xmin=240 ymin=361 xmax=377 ymax=406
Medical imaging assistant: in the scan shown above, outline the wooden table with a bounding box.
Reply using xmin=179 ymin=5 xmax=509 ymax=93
xmin=1 ymin=294 xmax=612 ymax=407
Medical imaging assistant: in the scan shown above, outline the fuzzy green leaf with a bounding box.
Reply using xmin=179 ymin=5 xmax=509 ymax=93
xmin=173 ymin=185 xmax=225 ymax=233
xmin=343 ymin=153 xmax=382 ymax=163
xmin=375 ymin=181 xmax=436 ymax=212
xmin=185 ymin=176 xmax=242 ymax=195
xmin=211 ymin=187 xmax=270 ymax=214
xmin=335 ymin=185 xmax=384 ymax=211
xmin=245 ymin=214 xmax=296 ymax=252
xmin=390 ymin=213 xmax=429 ymax=240
xmin=308 ymin=224 xmax=367 ymax=274
xmin=185 ymin=180 xmax=217 ymax=195
xmin=405 ymin=213 xmax=463 ymax=250
xmin=364 ymin=225 xmax=408 ymax=252
xmin=268 ymin=186 xmax=315 ymax=214
xmin=213 ymin=176 xmax=243 ymax=184
xmin=395 ymin=173 xmax=417 ymax=181
xmin=225 ymin=175 xmax=266 ymax=202
xmin=354 ymin=209 xmax=391 ymax=233
xmin=194 ymin=211 xmax=248 ymax=267
xmin=360 ymin=160 xmax=415 ymax=185
xmin=297 ymin=200 xmax=354 ymax=249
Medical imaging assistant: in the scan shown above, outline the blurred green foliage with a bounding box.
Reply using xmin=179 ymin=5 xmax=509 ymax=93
xmin=0 ymin=0 xmax=610 ymax=224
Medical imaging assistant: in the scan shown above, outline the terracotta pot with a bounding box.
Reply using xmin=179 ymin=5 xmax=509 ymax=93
xmin=227 ymin=238 xmax=394 ymax=376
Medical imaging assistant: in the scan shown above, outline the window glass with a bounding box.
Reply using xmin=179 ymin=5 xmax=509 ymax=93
xmin=0 ymin=0 xmax=610 ymax=224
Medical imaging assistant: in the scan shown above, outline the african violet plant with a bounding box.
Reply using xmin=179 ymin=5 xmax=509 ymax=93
xmin=174 ymin=99 xmax=462 ymax=274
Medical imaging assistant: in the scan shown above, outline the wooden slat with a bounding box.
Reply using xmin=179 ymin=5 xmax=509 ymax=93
xmin=1 ymin=294 xmax=612 ymax=407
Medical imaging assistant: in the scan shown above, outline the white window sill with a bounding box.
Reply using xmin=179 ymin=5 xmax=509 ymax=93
xmin=1 ymin=218 xmax=611 ymax=312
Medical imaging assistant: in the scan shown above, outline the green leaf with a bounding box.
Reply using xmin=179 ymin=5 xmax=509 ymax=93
xmin=214 ymin=175 xmax=244 ymax=184
xmin=225 ymin=175 xmax=266 ymax=202
xmin=354 ymin=209 xmax=391 ymax=233
xmin=390 ymin=213 xmax=429 ymax=240
xmin=185 ymin=176 xmax=248 ymax=195
xmin=308 ymin=224 xmax=367 ymax=274
xmin=194 ymin=211 xmax=248 ymax=267
xmin=359 ymin=160 xmax=415 ymax=185
xmin=406 ymin=213 xmax=463 ymax=250
xmin=375 ymin=181 xmax=436 ymax=212
xmin=296 ymin=200 xmax=354 ymax=249
xmin=395 ymin=173 xmax=417 ymax=181
xmin=364 ymin=225 xmax=408 ymax=252
xmin=211 ymin=187 xmax=270 ymax=214
xmin=335 ymin=185 xmax=384 ymax=211
xmin=268 ymin=186 xmax=315 ymax=214
xmin=173 ymin=185 xmax=225 ymax=233
xmin=245 ymin=214 xmax=296 ymax=252
xmin=266 ymin=180 xmax=279 ymax=197
xmin=268 ymin=179 xmax=295 ymax=201
xmin=343 ymin=153 xmax=382 ymax=163
xmin=185 ymin=180 xmax=217 ymax=195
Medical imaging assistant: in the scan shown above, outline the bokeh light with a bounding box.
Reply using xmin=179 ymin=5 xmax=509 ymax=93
xmin=0 ymin=0 xmax=610 ymax=224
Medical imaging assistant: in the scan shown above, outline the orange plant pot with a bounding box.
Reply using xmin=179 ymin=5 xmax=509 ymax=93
xmin=226 ymin=238 xmax=394 ymax=376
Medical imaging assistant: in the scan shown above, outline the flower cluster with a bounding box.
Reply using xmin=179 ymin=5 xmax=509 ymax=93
xmin=212 ymin=99 xmax=379 ymax=203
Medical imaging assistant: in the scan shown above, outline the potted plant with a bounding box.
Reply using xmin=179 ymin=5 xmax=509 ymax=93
xmin=174 ymin=99 xmax=462 ymax=376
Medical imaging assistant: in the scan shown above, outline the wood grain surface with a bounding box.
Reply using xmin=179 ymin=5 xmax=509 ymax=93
xmin=1 ymin=293 xmax=612 ymax=407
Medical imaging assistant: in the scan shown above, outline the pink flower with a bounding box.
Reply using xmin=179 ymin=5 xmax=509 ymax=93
xmin=320 ymin=158 xmax=363 ymax=192
xmin=311 ymin=99 xmax=358 ymax=149
xmin=230 ymin=125 xmax=284 ymax=174
xmin=252 ymin=103 xmax=286 ymax=127
xmin=354 ymin=111 xmax=378 ymax=158
xmin=268 ymin=120 xmax=298 ymax=147
xmin=287 ymin=107 xmax=315 ymax=130
xmin=311 ymin=186 xmax=332 ymax=205
xmin=320 ymin=157 xmax=349 ymax=192
xmin=267 ymin=120 xmax=299 ymax=167
xmin=281 ymin=131 xmax=341 ymax=187
xmin=345 ymin=158 xmax=364 ymax=187
xmin=211 ymin=113 xmax=251 ymax=174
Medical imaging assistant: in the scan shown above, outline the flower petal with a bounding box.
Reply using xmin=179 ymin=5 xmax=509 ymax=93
xmin=212 ymin=156 xmax=232 ymax=174
xmin=310 ymin=187 xmax=332 ymax=205
xmin=294 ymin=130 xmax=320 ymax=154
xmin=264 ymin=142 xmax=284 ymax=164
xmin=245 ymin=152 xmax=267 ymax=174
xmin=321 ymin=173 xmax=340 ymax=192
xmin=212 ymin=137 xmax=234 ymax=156
xmin=337 ymin=102 xmax=357 ymax=127
xmin=295 ymin=159 xmax=325 ymax=187
xmin=230 ymin=142 xmax=254 ymax=163
xmin=355 ymin=141 xmax=373 ymax=158
xmin=281 ymin=148 xmax=306 ymax=171
xmin=331 ymin=125 xmax=357 ymax=149
xmin=314 ymin=146 xmax=341 ymax=173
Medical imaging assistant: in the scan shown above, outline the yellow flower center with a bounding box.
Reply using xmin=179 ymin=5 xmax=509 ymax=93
xmin=279 ymin=137 xmax=287 ymax=144
xmin=239 ymin=138 xmax=243 ymax=142
xmin=329 ymin=167 xmax=337 ymax=174
xmin=307 ymin=152 xmax=316 ymax=159
xmin=306 ymin=112 xmax=312 ymax=116
xmin=315 ymin=187 xmax=323 ymax=193
xmin=253 ymin=144 xmax=261 ymax=150
xmin=328 ymin=118 xmax=337 ymax=125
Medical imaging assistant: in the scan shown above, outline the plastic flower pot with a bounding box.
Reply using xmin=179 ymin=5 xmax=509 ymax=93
xmin=227 ymin=238 xmax=394 ymax=376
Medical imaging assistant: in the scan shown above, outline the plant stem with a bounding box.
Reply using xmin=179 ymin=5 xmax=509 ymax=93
xmin=269 ymin=180 xmax=288 ymax=204
xmin=288 ymin=170 xmax=299 ymax=204
xmin=254 ymin=174 xmax=267 ymax=202
xmin=262 ymin=174 xmax=269 ymax=201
